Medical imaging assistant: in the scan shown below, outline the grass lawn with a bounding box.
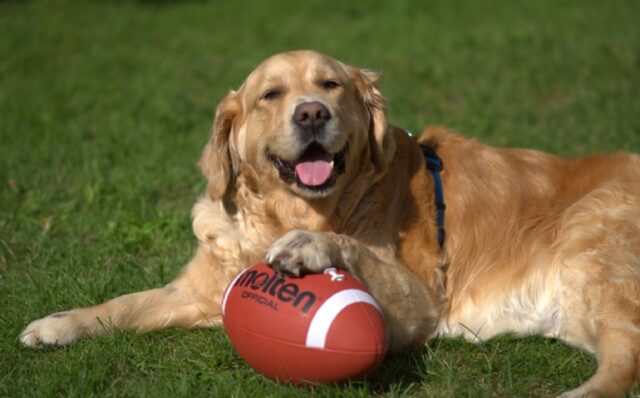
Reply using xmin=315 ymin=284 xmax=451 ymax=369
xmin=1 ymin=0 xmax=639 ymax=396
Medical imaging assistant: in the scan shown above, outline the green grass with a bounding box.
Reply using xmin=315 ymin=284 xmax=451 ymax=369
xmin=1 ymin=0 xmax=639 ymax=396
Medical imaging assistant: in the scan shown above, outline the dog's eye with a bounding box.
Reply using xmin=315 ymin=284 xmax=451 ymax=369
xmin=262 ymin=88 xmax=283 ymax=101
xmin=322 ymin=80 xmax=340 ymax=90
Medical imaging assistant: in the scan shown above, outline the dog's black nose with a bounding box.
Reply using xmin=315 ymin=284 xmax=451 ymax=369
xmin=293 ymin=101 xmax=331 ymax=130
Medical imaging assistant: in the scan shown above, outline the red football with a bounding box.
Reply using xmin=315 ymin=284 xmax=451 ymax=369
xmin=222 ymin=262 xmax=387 ymax=384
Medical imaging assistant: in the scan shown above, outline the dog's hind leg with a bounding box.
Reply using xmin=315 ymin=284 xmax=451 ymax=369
xmin=559 ymin=323 xmax=640 ymax=398
xmin=557 ymin=192 xmax=640 ymax=397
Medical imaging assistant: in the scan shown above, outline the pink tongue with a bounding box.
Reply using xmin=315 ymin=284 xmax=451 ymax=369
xmin=295 ymin=160 xmax=333 ymax=186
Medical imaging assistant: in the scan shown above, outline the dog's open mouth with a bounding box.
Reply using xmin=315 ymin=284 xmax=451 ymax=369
xmin=270 ymin=143 xmax=346 ymax=192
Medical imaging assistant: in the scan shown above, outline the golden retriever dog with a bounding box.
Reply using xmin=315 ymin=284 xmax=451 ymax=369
xmin=20 ymin=50 xmax=640 ymax=397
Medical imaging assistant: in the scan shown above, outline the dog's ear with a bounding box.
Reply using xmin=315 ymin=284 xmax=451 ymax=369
xmin=199 ymin=90 xmax=240 ymax=201
xmin=349 ymin=67 xmax=395 ymax=173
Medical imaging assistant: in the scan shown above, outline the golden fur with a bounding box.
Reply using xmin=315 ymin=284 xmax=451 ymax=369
xmin=21 ymin=50 xmax=640 ymax=397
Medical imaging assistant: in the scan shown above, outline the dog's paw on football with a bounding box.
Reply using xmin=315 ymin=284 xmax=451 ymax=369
xmin=266 ymin=230 xmax=344 ymax=277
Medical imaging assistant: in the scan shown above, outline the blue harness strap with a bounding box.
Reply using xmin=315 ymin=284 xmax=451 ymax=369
xmin=420 ymin=144 xmax=446 ymax=248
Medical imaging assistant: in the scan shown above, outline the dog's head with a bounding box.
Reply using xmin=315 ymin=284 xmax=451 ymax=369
xmin=200 ymin=50 xmax=394 ymax=203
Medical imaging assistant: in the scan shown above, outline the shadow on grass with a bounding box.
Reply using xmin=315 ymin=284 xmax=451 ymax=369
xmin=357 ymin=348 xmax=431 ymax=394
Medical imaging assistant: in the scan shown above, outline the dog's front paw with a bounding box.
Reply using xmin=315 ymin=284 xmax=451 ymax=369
xmin=266 ymin=230 xmax=343 ymax=276
xmin=20 ymin=311 xmax=83 ymax=347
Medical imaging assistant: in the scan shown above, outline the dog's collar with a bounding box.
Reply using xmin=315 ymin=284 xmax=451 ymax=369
xmin=420 ymin=143 xmax=446 ymax=248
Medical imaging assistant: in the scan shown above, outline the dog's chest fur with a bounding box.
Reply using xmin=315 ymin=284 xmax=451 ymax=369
xmin=192 ymin=196 xmax=273 ymax=269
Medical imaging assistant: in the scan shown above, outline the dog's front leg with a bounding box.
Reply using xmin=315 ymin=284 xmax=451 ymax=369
xmin=20 ymin=247 xmax=234 ymax=347
xmin=266 ymin=230 xmax=442 ymax=352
